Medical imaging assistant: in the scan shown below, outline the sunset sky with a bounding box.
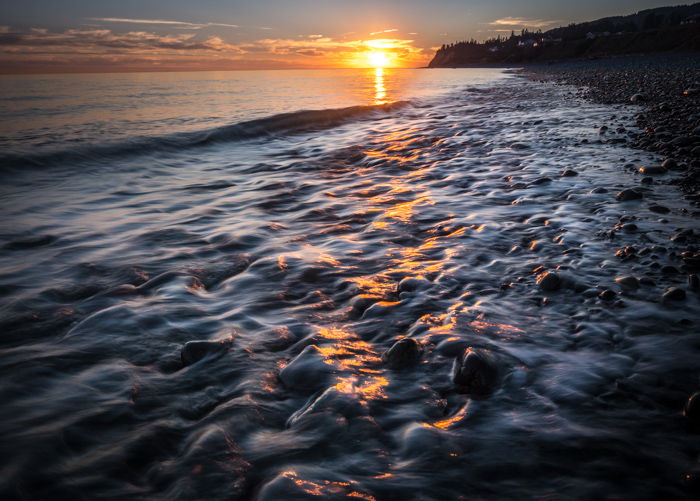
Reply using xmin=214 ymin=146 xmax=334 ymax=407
xmin=0 ymin=0 xmax=686 ymax=73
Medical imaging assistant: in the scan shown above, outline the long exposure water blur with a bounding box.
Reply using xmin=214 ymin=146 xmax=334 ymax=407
xmin=1 ymin=67 xmax=699 ymax=500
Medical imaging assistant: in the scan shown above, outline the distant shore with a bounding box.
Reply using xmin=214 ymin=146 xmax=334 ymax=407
xmin=522 ymin=52 xmax=700 ymax=197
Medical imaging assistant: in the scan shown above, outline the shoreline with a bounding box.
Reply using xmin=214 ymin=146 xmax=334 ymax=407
xmin=520 ymin=52 xmax=700 ymax=196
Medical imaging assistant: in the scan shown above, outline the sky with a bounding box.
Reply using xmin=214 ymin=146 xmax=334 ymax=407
xmin=0 ymin=1 xmax=689 ymax=73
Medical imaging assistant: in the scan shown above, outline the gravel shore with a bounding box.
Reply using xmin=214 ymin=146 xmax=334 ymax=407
xmin=524 ymin=53 xmax=700 ymax=197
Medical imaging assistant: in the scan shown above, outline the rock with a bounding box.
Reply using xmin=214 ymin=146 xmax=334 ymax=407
xmin=689 ymin=274 xmax=699 ymax=290
xmin=641 ymin=177 xmax=653 ymax=185
xmin=382 ymin=338 xmax=422 ymax=369
xmin=599 ymin=289 xmax=616 ymax=301
xmin=615 ymin=276 xmax=639 ymax=289
xmin=397 ymin=276 xmax=428 ymax=293
xmin=287 ymin=386 xmax=364 ymax=427
xmin=532 ymin=177 xmax=552 ymax=185
xmin=638 ymin=166 xmax=666 ymax=175
xmin=662 ymin=287 xmax=686 ymax=301
xmin=181 ymin=339 xmax=231 ymax=366
xmin=622 ymin=223 xmax=638 ymax=232
xmin=649 ymin=205 xmax=670 ymax=214
xmin=685 ymin=392 xmax=700 ymax=424
xmin=561 ymin=169 xmax=578 ymax=177
xmin=590 ymin=187 xmax=608 ymax=194
xmin=661 ymin=265 xmax=679 ymax=275
xmin=630 ymin=93 xmax=647 ymax=103
xmin=683 ymin=88 xmax=700 ymax=96
xmin=616 ymin=189 xmax=643 ymax=201
xmin=660 ymin=158 xmax=678 ymax=170
xmin=452 ymin=348 xmax=499 ymax=395
xmin=537 ymin=272 xmax=561 ymax=291
xmin=279 ymin=345 xmax=335 ymax=391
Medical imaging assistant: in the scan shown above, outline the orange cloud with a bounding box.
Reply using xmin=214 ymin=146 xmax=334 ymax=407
xmin=0 ymin=27 xmax=431 ymax=73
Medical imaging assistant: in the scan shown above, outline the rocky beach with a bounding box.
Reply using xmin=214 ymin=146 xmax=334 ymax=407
xmin=2 ymin=65 xmax=700 ymax=499
xmin=525 ymin=53 xmax=700 ymax=194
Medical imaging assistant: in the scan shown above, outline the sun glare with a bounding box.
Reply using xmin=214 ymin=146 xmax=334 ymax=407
xmin=368 ymin=51 xmax=390 ymax=68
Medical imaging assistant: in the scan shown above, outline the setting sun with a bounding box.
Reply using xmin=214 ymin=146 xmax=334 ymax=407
xmin=368 ymin=51 xmax=390 ymax=68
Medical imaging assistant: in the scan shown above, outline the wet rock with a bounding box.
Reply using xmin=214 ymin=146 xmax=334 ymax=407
xmin=452 ymin=348 xmax=499 ymax=395
xmin=649 ymin=205 xmax=670 ymax=214
xmin=616 ymin=188 xmax=643 ymax=201
xmin=532 ymin=177 xmax=552 ymax=185
xmin=622 ymin=223 xmax=638 ymax=232
xmin=662 ymin=287 xmax=686 ymax=301
xmin=181 ymin=339 xmax=232 ymax=366
xmin=279 ymin=345 xmax=335 ymax=391
xmin=536 ymin=272 xmax=561 ymax=291
xmin=615 ymin=276 xmax=639 ymax=289
xmin=689 ymin=274 xmax=699 ymax=290
xmin=287 ymin=386 xmax=364 ymax=427
xmin=661 ymin=265 xmax=679 ymax=275
xmin=638 ymin=166 xmax=666 ymax=175
xmin=630 ymin=93 xmax=647 ymax=103
xmin=615 ymin=246 xmax=637 ymax=260
xmin=397 ymin=276 xmax=428 ymax=293
xmin=561 ymin=169 xmax=578 ymax=177
xmin=590 ymin=187 xmax=608 ymax=194
xmin=599 ymin=289 xmax=616 ymax=301
xmin=660 ymin=158 xmax=678 ymax=170
xmin=685 ymin=392 xmax=700 ymax=425
xmin=641 ymin=177 xmax=654 ymax=185
xmin=382 ymin=338 xmax=422 ymax=369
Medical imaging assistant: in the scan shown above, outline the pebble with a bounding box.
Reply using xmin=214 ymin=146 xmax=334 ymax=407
xmin=661 ymin=265 xmax=679 ymax=275
xmin=181 ymin=339 xmax=231 ymax=366
xmin=638 ymin=166 xmax=666 ymax=175
xmin=616 ymin=188 xmax=643 ymax=201
xmin=452 ymin=348 xmax=499 ymax=395
xmin=630 ymin=93 xmax=647 ymax=103
xmin=279 ymin=345 xmax=335 ymax=391
xmin=615 ymin=276 xmax=639 ymax=289
xmin=561 ymin=169 xmax=578 ymax=177
xmin=590 ymin=187 xmax=608 ymax=194
xmin=382 ymin=338 xmax=422 ymax=369
xmin=599 ymin=289 xmax=616 ymax=301
xmin=660 ymin=158 xmax=678 ymax=170
xmin=662 ymin=287 xmax=686 ymax=301
xmin=532 ymin=177 xmax=552 ymax=185
xmin=398 ymin=276 xmax=428 ymax=293
xmin=537 ymin=272 xmax=561 ymax=291
xmin=622 ymin=223 xmax=638 ymax=232
xmin=649 ymin=205 xmax=670 ymax=214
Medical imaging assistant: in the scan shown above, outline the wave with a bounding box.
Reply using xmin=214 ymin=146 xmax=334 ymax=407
xmin=0 ymin=101 xmax=409 ymax=170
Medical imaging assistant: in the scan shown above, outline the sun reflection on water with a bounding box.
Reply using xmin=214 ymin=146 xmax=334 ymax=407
xmin=374 ymin=67 xmax=387 ymax=105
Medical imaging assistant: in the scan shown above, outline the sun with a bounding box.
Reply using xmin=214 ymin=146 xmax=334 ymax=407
xmin=367 ymin=51 xmax=390 ymax=68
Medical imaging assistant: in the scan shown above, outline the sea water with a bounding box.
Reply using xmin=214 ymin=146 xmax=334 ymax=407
xmin=1 ymin=67 xmax=699 ymax=500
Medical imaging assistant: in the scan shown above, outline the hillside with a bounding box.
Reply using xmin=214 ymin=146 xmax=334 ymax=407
xmin=429 ymin=3 xmax=700 ymax=67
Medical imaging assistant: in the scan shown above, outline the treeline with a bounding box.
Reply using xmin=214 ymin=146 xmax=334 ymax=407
xmin=429 ymin=3 xmax=700 ymax=66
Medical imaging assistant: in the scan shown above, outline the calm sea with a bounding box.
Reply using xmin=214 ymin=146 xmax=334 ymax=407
xmin=0 ymin=68 xmax=503 ymax=158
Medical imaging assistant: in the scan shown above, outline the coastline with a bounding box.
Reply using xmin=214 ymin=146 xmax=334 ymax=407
xmin=521 ymin=52 xmax=700 ymax=196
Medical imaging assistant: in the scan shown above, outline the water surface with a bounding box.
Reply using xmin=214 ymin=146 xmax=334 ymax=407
xmin=1 ymin=68 xmax=699 ymax=500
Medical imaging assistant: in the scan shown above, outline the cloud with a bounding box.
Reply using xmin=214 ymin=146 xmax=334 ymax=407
xmin=90 ymin=17 xmax=239 ymax=29
xmin=0 ymin=26 xmax=432 ymax=73
xmin=488 ymin=17 xmax=560 ymax=28
xmin=0 ymin=28 xmax=243 ymax=53
xmin=369 ymin=29 xmax=398 ymax=36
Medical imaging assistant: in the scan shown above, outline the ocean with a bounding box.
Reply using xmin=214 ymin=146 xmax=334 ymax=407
xmin=1 ymin=67 xmax=699 ymax=499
